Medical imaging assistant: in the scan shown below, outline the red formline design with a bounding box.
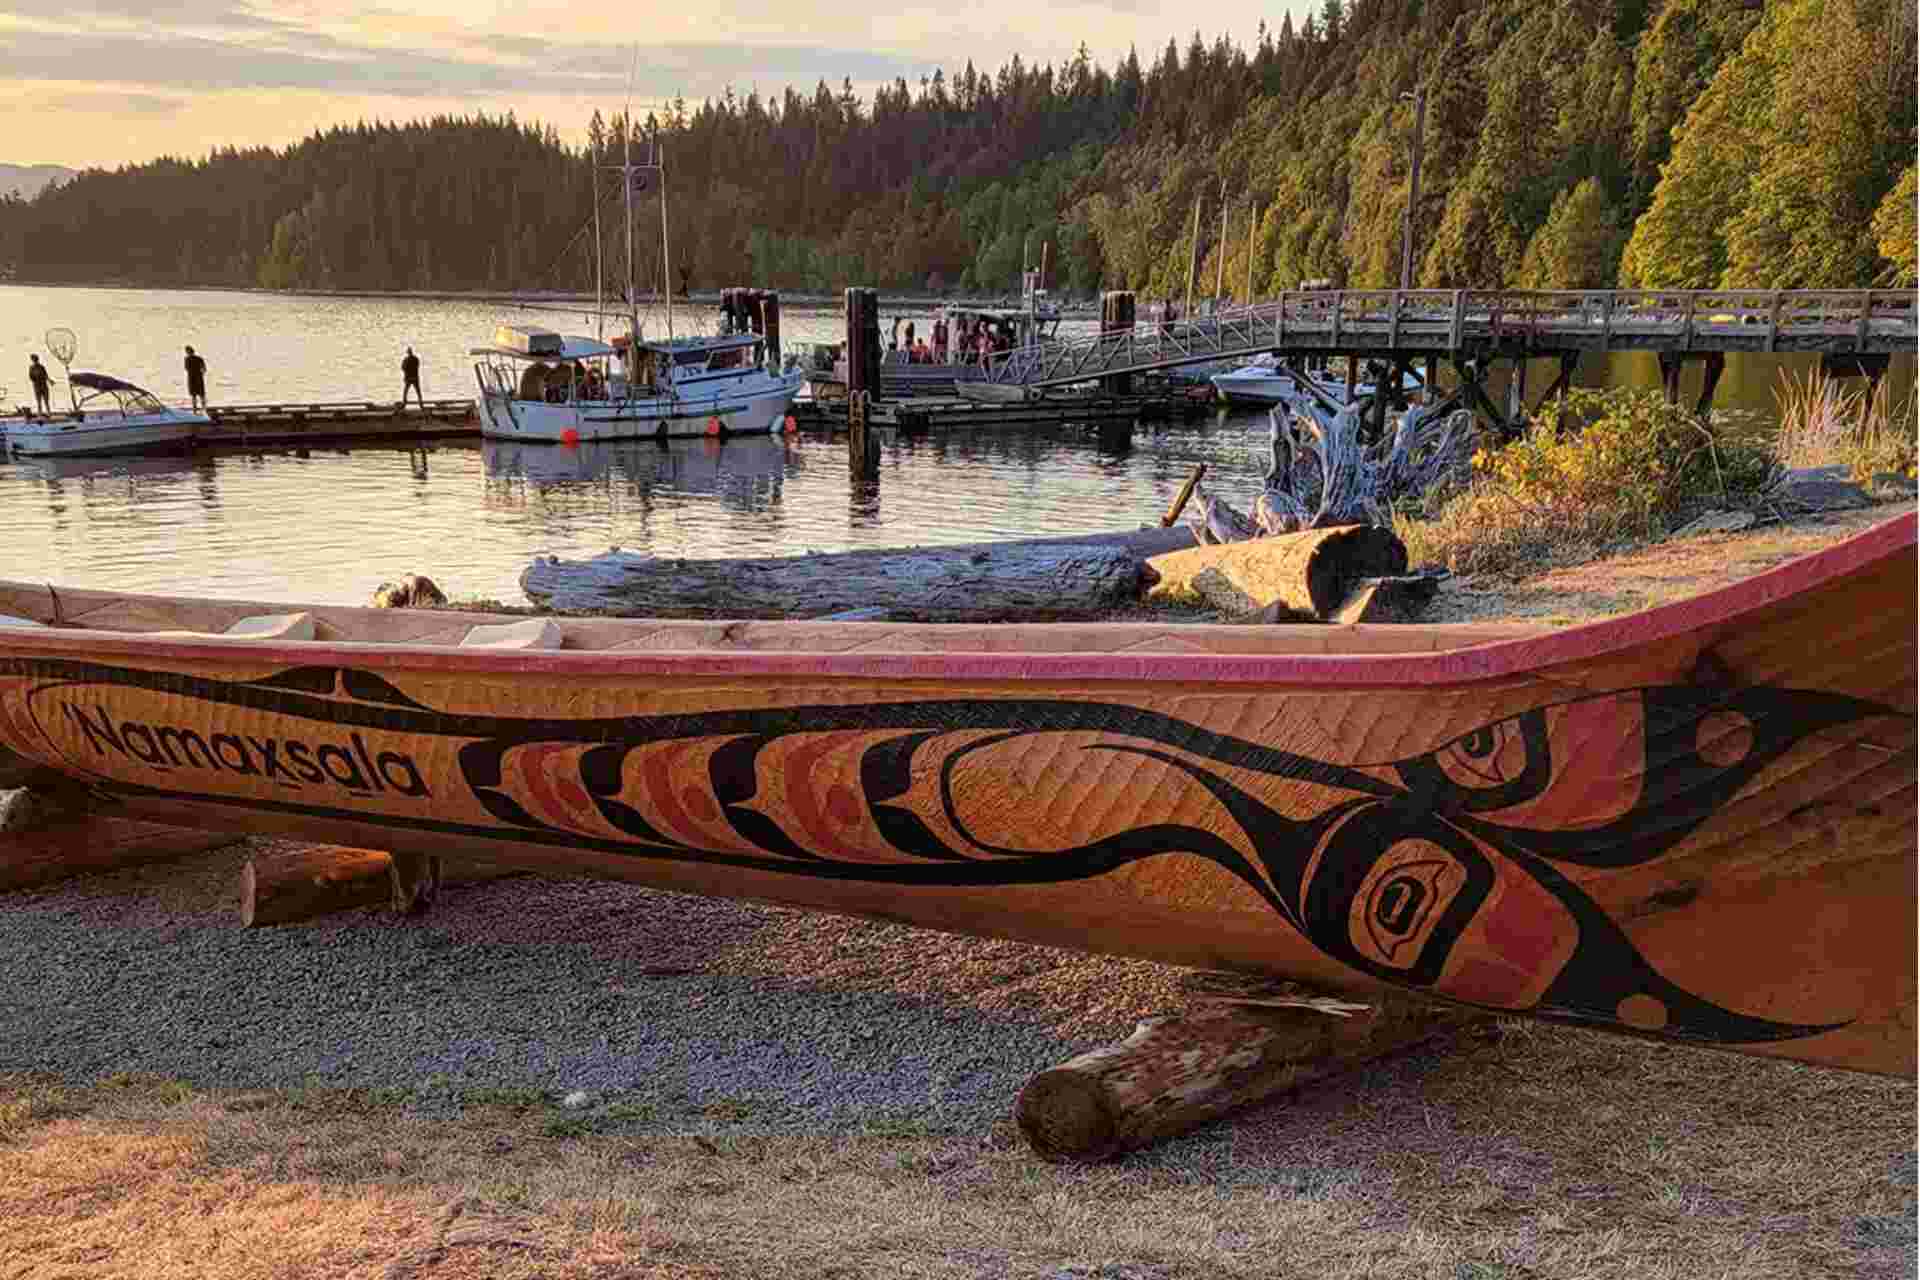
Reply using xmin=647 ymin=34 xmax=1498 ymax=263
xmin=6 ymin=511 xmax=1914 ymax=688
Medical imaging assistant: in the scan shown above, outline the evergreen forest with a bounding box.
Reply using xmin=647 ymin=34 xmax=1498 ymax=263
xmin=1 ymin=0 xmax=1913 ymax=297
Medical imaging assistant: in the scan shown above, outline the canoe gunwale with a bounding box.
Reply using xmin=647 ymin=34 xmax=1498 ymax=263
xmin=0 ymin=512 xmax=1910 ymax=689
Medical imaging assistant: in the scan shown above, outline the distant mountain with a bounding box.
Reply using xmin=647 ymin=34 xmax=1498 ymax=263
xmin=0 ymin=164 xmax=75 ymax=199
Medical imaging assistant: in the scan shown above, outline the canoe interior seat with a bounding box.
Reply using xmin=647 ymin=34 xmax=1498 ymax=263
xmin=143 ymin=611 xmax=318 ymax=642
xmin=460 ymin=618 xmax=565 ymax=650
xmin=222 ymin=612 xmax=317 ymax=641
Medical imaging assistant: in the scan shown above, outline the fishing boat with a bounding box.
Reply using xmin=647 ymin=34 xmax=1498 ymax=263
xmin=6 ymin=373 xmax=208 ymax=457
xmin=0 ymin=510 xmax=1911 ymax=1078
xmin=470 ymin=129 xmax=803 ymax=444
xmin=470 ymin=324 xmax=802 ymax=443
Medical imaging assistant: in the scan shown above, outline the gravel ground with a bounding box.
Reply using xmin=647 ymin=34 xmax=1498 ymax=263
xmin=0 ymin=839 xmax=1192 ymax=1133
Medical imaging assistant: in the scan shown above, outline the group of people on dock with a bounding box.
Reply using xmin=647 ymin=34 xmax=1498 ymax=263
xmin=887 ymin=315 xmax=1017 ymax=367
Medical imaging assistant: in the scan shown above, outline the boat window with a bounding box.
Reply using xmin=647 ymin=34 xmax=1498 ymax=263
xmin=123 ymin=388 xmax=166 ymax=414
xmin=672 ymin=350 xmax=710 ymax=368
xmin=708 ymin=347 xmax=742 ymax=371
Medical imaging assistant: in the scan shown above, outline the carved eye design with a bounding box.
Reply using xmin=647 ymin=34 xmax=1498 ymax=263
xmin=1439 ymin=722 xmax=1525 ymax=787
xmin=1397 ymin=709 xmax=1553 ymax=815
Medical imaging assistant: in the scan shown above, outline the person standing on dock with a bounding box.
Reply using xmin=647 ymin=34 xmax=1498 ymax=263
xmin=400 ymin=346 xmax=424 ymax=409
xmin=932 ymin=317 xmax=947 ymax=363
xmin=27 ymin=354 xmax=51 ymax=414
xmin=183 ymin=345 xmax=208 ymax=411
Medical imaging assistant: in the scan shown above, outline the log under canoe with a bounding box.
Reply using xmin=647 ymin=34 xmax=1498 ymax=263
xmin=0 ymin=510 xmax=1912 ymax=1077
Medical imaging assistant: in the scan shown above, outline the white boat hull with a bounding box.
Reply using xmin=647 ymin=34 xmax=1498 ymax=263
xmin=5 ymin=412 xmax=205 ymax=457
xmin=477 ymin=372 xmax=803 ymax=443
xmin=1209 ymin=370 xmax=1304 ymax=404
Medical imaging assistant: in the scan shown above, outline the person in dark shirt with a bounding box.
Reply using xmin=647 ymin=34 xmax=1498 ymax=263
xmin=401 ymin=346 xmax=423 ymax=408
xmin=27 ymin=354 xmax=51 ymax=414
xmin=183 ymin=345 xmax=208 ymax=410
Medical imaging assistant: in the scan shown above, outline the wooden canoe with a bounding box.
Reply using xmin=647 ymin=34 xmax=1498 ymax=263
xmin=0 ymin=511 xmax=1912 ymax=1076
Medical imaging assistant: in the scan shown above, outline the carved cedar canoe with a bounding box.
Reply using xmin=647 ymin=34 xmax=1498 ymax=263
xmin=0 ymin=510 xmax=1912 ymax=1076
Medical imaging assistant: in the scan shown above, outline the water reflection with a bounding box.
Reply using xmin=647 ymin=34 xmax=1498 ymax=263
xmin=481 ymin=435 xmax=792 ymax=511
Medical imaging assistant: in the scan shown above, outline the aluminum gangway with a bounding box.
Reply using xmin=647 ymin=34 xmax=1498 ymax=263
xmin=982 ymin=288 xmax=1919 ymax=390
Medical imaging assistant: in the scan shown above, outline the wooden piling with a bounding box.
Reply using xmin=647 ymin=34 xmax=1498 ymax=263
xmin=1100 ymin=292 xmax=1136 ymax=397
xmin=760 ymin=290 xmax=782 ymax=369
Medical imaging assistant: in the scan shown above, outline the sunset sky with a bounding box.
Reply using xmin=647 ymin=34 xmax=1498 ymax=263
xmin=4 ymin=1 xmax=1311 ymax=170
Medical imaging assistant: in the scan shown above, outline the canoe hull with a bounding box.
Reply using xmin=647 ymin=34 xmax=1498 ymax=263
xmin=0 ymin=514 xmax=1912 ymax=1076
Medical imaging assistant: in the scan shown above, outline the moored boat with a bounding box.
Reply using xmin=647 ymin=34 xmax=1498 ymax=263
xmin=6 ymin=372 xmax=207 ymax=457
xmin=0 ymin=510 xmax=1912 ymax=1077
xmin=470 ymin=324 xmax=803 ymax=443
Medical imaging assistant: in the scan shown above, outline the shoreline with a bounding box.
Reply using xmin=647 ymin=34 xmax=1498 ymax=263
xmin=0 ymin=279 xmax=1096 ymax=311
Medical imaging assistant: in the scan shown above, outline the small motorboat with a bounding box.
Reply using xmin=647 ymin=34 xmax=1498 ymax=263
xmin=7 ymin=372 xmax=207 ymax=457
xmin=1212 ymin=358 xmax=1425 ymax=406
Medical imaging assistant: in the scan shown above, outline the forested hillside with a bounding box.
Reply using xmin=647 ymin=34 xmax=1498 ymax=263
xmin=1 ymin=0 xmax=1911 ymax=296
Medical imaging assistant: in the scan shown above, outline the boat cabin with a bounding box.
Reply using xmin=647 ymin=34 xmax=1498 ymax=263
xmin=469 ymin=329 xmax=620 ymax=405
xmin=610 ymin=333 xmax=769 ymax=397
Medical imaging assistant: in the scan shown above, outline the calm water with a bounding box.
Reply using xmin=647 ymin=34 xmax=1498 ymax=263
xmin=2 ymin=285 xmax=1905 ymax=606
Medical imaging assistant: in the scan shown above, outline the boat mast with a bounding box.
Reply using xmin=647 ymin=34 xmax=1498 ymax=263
xmin=659 ymin=131 xmax=673 ymax=342
xmin=624 ymin=115 xmax=637 ymax=351
xmin=592 ymin=133 xmax=604 ymax=342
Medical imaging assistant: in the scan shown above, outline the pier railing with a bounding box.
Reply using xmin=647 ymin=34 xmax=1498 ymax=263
xmin=984 ymin=288 xmax=1918 ymax=388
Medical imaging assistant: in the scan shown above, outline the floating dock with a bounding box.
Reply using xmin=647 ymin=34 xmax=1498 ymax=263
xmin=201 ymin=399 xmax=475 ymax=446
xmin=791 ymin=386 xmax=1213 ymax=435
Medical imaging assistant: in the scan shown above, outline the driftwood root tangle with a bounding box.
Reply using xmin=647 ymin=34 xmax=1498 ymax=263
xmin=370 ymin=574 xmax=449 ymax=609
xmin=1015 ymin=993 xmax=1470 ymax=1162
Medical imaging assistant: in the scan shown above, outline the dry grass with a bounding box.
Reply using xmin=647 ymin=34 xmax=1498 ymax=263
xmin=1 ymin=1017 xmax=1912 ymax=1280
xmin=1773 ymin=367 xmax=1917 ymax=479
xmin=1420 ymin=504 xmax=1913 ymax=624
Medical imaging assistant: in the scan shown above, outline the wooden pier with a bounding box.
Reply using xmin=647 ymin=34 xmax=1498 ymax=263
xmin=988 ymin=288 xmax=1919 ymax=390
xmin=201 ymin=399 xmax=474 ymax=446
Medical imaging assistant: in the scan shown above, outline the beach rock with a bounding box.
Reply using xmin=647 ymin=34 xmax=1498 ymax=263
xmin=370 ymin=574 xmax=449 ymax=609
xmin=1767 ymin=467 xmax=1872 ymax=512
xmin=1674 ymin=509 xmax=1757 ymax=538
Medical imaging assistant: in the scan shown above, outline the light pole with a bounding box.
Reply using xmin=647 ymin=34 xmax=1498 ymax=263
xmin=1399 ymin=85 xmax=1426 ymax=292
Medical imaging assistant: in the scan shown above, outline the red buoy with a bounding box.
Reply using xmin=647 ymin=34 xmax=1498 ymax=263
xmin=783 ymin=414 xmax=798 ymax=434
xmin=706 ymin=416 xmax=723 ymax=436
xmin=560 ymin=428 xmax=581 ymax=446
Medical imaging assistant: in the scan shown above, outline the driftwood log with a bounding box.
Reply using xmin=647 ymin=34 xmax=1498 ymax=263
xmin=521 ymin=526 xmax=1196 ymax=620
xmin=1144 ymin=524 xmax=1410 ymax=619
xmin=0 ymin=792 xmax=240 ymax=890
xmin=1016 ymin=994 xmax=1470 ymax=1162
xmin=239 ymin=845 xmax=524 ymax=927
